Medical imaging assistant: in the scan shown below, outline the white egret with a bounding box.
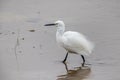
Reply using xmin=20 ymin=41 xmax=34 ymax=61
xmin=44 ymin=20 xmax=94 ymax=66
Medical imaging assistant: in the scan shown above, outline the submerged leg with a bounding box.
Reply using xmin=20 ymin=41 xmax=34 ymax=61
xmin=63 ymin=62 xmax=68 ymax=72
xmin=81 ymin=55 xmax=85 ymax=66
xmin=63 ymin=52 xmax=68 ymax=63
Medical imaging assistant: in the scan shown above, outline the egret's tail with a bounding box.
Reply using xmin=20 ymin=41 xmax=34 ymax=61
xmin=82 ymin=40 xmax=95 ymax=56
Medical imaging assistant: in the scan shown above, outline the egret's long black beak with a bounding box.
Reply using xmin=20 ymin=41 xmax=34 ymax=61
xmin=44 ymin=23 xmax=56 ymax=26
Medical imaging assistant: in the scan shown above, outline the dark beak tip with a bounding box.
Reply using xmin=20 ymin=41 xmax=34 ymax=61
xmin=44 ymin=24 xmax=48 ymax=26
xmin=44 ymin=23 xmax=56 ymax=26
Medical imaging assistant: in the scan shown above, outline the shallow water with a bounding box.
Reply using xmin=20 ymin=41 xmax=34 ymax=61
xmin=0 ymin=0 xmax=120 ymax=80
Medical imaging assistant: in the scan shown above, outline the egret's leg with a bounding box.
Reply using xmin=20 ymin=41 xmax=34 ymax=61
xmin=63 ymin=62 xmax=68 ymax=72
xmin=81 ymin=55 xmax=85 ymax=66
xmin=63 ymin=52 xmax=68 ymax=63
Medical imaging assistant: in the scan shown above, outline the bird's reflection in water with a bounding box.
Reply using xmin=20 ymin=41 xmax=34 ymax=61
xmin=57 ymin=63 xmax=91 ymax=80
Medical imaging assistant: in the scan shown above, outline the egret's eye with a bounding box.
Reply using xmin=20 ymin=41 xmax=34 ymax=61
xmin=55 ymin=23 xmax=58 ymax=25
xmin=55 ymin=23 xmax=58 ymax=27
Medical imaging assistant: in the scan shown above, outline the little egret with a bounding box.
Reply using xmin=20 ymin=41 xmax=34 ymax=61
xmin=44 ymin=20 xmax=94 ymax=66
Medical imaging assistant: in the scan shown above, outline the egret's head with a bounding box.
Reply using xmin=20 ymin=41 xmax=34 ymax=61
xmin=55 ymin=20 xmax=65 ymax=27
xmin=44 ymin=20 xmax=65 ymax=27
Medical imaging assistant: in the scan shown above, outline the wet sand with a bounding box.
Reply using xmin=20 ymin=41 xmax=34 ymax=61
xmin=0 ymin=0 xmax=120 ymax=80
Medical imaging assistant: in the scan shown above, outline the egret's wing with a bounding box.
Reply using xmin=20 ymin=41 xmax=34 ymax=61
xmin=62 ymin=31 xmax=94 ymax=55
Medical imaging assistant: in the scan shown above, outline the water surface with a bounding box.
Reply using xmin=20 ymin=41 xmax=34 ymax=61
xmin=0 ymin=0 xmax=120 ymax=80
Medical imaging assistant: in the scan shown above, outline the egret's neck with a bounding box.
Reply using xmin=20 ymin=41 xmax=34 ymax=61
xmin=56 ymin=25 xmax=65 ymax=44
xmin=56 ymin=25 xmax=65 ymax=36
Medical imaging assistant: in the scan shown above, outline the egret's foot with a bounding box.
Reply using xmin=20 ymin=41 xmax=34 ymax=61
xmin=82 ymin=63 xmax=85 ymax=67
xmin=62 ymin=60 xmax=66 ymax=63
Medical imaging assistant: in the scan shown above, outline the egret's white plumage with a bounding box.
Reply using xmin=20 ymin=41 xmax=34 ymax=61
xmin=55 ymin=20 xmax=94 ymax=55
xmin=45 ymin=20 xmax=94 ymax=64
xmin=60 ymin=31 xmax=94 ymax=55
